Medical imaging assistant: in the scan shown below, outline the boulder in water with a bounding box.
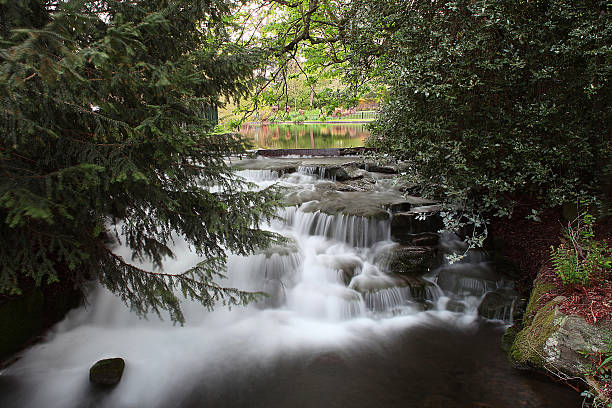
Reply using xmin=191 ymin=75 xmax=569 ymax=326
xmin=391 ymin=208 xmax=443 ymax=243
xmin=89 ymin=358 xmax=125 ymax=386
xmin=382 ymin=245 xmax=437 ymax=276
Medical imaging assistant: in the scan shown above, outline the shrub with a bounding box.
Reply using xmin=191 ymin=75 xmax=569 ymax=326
xmin=550 ymin=213 xmax=612 ymax=286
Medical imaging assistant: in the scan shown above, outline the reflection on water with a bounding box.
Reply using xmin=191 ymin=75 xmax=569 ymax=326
xmin=240 ymin=123 xmax=370 ymax=149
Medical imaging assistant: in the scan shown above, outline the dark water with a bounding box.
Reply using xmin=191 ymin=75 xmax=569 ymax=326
xmin=239 ymin=123 xmax=370 ymax=149
xmin=180 ymin=320 xmax=581 ymax=408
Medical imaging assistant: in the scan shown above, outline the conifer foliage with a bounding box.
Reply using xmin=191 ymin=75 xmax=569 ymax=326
xmin=0 ymin=0 xmax=279 ymax=322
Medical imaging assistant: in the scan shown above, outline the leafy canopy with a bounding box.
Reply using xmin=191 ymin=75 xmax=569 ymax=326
xmin=0 ymin=0 xmax=280 ymax=323
xmin=365 ymin=0 xmax=611 ymax=221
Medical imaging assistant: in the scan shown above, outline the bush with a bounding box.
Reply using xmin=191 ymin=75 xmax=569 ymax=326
xmin=550 ymin=213 xmax=612 ymax=286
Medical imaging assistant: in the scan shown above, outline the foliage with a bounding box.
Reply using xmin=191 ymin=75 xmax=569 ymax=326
xmin=581 ymin=338 xmax=612 ymax=408
xmin=360 ymin=0 xmax=612 ymax=218
xmin=0 ymin=0 xmax=281 ymax=323
xmin=551 ymin=213 xmax=612 ymax=286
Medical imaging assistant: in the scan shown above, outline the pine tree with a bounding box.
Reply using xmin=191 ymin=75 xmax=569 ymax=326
xmin=0 ymin=0 xmax=280 ymax=323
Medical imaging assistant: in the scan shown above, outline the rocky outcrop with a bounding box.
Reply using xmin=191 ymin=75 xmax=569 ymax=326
xmin=89 ymin=358 xmax=126 ymax=386
xmin=506 ymin=272 xmax=612 ymax=391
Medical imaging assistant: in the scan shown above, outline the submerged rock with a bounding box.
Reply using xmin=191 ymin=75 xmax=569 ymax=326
xmin=89 ymin=358 xmax=125 ymax=386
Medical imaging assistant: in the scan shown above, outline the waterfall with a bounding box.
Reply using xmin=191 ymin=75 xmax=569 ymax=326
xmin=280 ymin=206 xmax=390 ymax=247
xmin=0 ymin=156 xmax=521 ymax=408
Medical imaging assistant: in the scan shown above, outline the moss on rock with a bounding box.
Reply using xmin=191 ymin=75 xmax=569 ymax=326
xmin=509 ymin=296 xmax=565 ymax=367
xmin=522 ymin=277 xmax=556 ymax=326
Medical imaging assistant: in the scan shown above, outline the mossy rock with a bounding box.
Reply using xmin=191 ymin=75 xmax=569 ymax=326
xmin=89 ymin=358 xmax=126 ymax=386
xmin=509 ymin=296 xmax=565 ymax=367
xmin=501 ymin=325 xmax=521 ymax=353
xmin=523 ymin=277 xmax=556 ymax=326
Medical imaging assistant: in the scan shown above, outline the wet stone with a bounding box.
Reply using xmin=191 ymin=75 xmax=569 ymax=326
xmin=359 ymin=163 xmax=398 ymax=174
xmin=389 ymin=196 xmax=438 ymax=213
xmin=380 ymin=245 xmax=438 ymax=276
xmin=478 ymin=291 xmax=516 ymax=321
xmin=391 ymin=209 xmax=444 ymax=242
xmin=89 ymin=358 xmax=125 ymax=387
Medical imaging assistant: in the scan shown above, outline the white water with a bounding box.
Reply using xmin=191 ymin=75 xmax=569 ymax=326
xmin=0 ymin=164 xmax=515 ymax=408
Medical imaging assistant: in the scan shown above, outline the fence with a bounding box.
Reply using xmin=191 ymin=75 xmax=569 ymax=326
xmin=340 ymin=110 xmax=377 ymax=121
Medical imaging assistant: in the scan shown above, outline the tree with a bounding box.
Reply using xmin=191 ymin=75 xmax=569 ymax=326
xmin=254 ymin=0 xmax=611 ymax=248
xmin=261 ymin=0 xmax=611 ymax=219
xmin=0 ymin=0 xmax=280 ymax=323
xmin=362 ymin=0 xmax=611 ymax=224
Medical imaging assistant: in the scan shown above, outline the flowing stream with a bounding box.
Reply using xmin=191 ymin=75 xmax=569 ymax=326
xmin=0 ymin=160 xmax=581 ymax=408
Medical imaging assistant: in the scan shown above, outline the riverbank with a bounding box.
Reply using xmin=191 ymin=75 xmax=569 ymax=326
xmin=489 ymin=207 xmax=612 ymax=404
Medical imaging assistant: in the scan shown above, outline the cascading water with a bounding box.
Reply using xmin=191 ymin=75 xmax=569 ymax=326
xmin=0 ymin=157 xmax=581 ymax=408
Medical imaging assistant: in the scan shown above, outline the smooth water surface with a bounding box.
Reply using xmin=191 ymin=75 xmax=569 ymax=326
xmin=239 ymin=123 xmax=370 ymax=149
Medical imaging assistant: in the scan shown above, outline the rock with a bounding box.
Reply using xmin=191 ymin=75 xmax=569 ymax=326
xmin=437 ymin=264 xmax=505 ymax=297
xmin=391 ymin=208 xmax=444 ymax=243
xmin=231 ymin=158 xmax=298 ymax=175
xmin=380 ymin=245 xmax=438 ymax=276
xmin=445 ymin=299 xmax=466 ymax=313
xmin=325 ymin=166 xmax=351 ymax=181
xmin=389 ymin=196 xmax=438 ymax=213
xmin=411 ymin=233 xmax=440 ymax=247
xmin=541 ymin=314 xmax=612 ymax=378
xmin=508 ymin=272 xmax=612 ymax=381
xmin=0 ymin=286 xmax=82 ymax=361
xmin=478 ymin=291 xmax=517 ymax=322
xmin=397 ymin=275 xmax=436 ymax=301
xmin=89 ymin=358 xmax=125 ymax=386
xmin=298 ymin=190 xmax=393 ymax=220
xmin=359 ymin=162 xmax=398 ymax=174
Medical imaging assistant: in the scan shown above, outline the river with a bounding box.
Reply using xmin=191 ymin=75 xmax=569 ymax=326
xmin=0 ymin=156 xmax=581 ymax=407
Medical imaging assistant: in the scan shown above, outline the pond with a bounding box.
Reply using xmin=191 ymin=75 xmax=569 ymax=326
xmin=239 ymin=123 xmax=370 ymax=149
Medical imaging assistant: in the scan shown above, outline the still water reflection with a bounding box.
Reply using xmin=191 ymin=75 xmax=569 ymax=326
xmin=240 ymin=123 xmax=370 ymax=149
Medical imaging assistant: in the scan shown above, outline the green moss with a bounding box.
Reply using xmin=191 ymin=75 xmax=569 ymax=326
xmin=501 ymin=325 xmax=520 ymax=353
xmin=509 ymin=297 xmax=564 ymax=366
xmin=523 ymin=277 xmax=556 ymax=326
